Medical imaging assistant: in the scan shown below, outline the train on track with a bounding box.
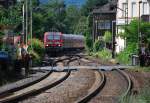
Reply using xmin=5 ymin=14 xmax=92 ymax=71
xmin=44 ymin=32 xmax=85 ymax=53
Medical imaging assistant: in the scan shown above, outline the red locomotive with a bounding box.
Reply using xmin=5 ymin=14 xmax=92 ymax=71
xmin=44 ymin=32 xmax=84 ymax=53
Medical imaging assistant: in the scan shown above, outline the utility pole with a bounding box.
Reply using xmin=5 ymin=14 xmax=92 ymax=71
xmin=112 ymin=20 xmax=116 ymax=59
xmin=30 ymin=0 xmax=33 ymax=50
xmin=126 ymin=0 xmax=128 ymax=25
xmin=22 ymin=2 xmax=25 ymax=43
xmin=138 ymin=1 xmax=142 ymax=49
xmin=25 ymin=0 xmax=28 ymax=45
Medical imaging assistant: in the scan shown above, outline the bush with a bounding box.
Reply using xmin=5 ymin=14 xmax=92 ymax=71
xmin=120 ymin=87 xmax=150 ymax=103
xmin=116 ymin=43 xmax=137 ymax=64
xmin=103 ymin=31 xmax=112 ymax=43
xmin=28 ymin=38 xmax=44 ymax=66
xmin=93 ymin=39 xmax=104 ymax=52
xmin=28 ymin=38 xmax=44 ymax=57
xmin=29 ymin=50 xmax=41 ymax=66
xmin=85 ymin=33 xmax=93 ymax=52
xmin=97 ymin=49 xmax=112 ymax=60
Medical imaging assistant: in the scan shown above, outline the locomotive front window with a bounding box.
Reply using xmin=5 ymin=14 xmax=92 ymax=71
xmin=54 ymin=35 xmax=60 ymax=40
xmin=48 ymin=35 xmax=53 ymax=40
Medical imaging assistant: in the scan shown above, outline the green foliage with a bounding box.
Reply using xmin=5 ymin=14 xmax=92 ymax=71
xmin=103 ymin=31 xmax=112 ymax=43
xmin=0 ymin=31 xmax=4 ymax=49
xmin=29 ymin=50 xmax=41 ymax=66
xmin=120 ymin=87 xmax=150 ymax=103
xmin=93 ymin=39 xmax=104 ymax=52
xmin=28 ymin=38 xmax=44 ymax=65
xmin=74 ymin=16 xmax=87 ymax=34
xmin=122 ymin=19 xmax=138 ymax=44
xmin=116 ymin=43 xmax=137 ymax=64
xmin=0 ymin=3 xmax=22 ymax=26
xmin=65 ymin=5 xmax=81 ymax=33
xmin=116 ymin=19 xmax=150 ymax=64
xmin=28 ymin=38 xmax=44 ymax=59
xmin=140 ymin=22 xmax=150 ymax=44
xmin=0 ymin=31 xmax=4 ymax=36
xmin=122 ymin=19 xmax=150 ymax=45
xmin=32 ymin=0 xmax=40 ymax=7
xmin=97 ymin=49 xmax=112 ymax=60
xmin=85 ymin=32 xmax=93 ymax=52
xmin=31 ymin=0 xmax=83 ymax=38
xmin=128 ymin=67 xmax=150 ymax=72
xmin=32 ymin=12 xmax=46 ymax=38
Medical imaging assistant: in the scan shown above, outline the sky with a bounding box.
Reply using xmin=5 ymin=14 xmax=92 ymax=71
xmin=40 ymin=0 xmax=86 ymax=7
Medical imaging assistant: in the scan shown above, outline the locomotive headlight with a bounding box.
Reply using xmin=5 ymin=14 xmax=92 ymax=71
xmin=46 ymin=44 xmax=49 ymax=46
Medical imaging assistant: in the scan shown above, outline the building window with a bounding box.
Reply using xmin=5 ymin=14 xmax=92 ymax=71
xmin=131 ymin=2 xmax=136 ymax=17
xmin=143 ymin=2 xmax=148 ymax=15
xmin=98 ymin=20 xmax=105 ymax=29
xmin=105 ymin=20 xmax=111 ymax=29
xmin=98 ymin=20 xmax=110 ymax=30
xmin=122 ymin=3 xmax=127 ymax=17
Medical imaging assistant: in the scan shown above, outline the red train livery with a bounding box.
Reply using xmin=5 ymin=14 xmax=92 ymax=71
xmin=44 ymin=32 xmax=84 ymax=52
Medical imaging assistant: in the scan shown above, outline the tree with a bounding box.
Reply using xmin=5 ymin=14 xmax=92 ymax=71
xmin=65 ymin=5 xmax=81 ymax=33
xmin=122 ymin=19 xmax=150 ymax=46
xmin=32 ymin=12 xmax=46 ymax=38
xmin=0 ymin=3 xmax=22 ymax=27
xmin=32 ymin=0 xmax=40 ymax=7
xmin=42 ymin=0 xmax=67 ymax=33
xmin=85 ymin=32 xmax=93 ymax=52
xmin=116 ymin=19 xmax=150 ymax=64
xmin=74 ymin=16 xmax=87 ymax=34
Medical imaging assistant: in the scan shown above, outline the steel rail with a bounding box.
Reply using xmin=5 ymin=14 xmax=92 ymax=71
xmin=0 ymin=59 xmax=73 ymax=103
xmin=76 ymin=68 xmax=131 ymax=103
xmin=115 ymin=69 xmax=132 ymax=99
xmin=75 ymin=70 xmax=106 ymax=103
xmin=0 ymin=70 xmax=52 ymax=98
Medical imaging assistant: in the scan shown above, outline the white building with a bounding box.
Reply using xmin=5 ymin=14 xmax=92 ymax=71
xmin=116 ymin=0 xmax=150 ymax=53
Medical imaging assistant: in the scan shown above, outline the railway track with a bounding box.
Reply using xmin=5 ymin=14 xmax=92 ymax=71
xmin=0 ymin=54 xmax=132 ymax=103
xmin=17 ymin=55 xmax=103 ymax=103
xmin=88 ymin=69 xmax=131 ymax=103
xmin=19 ymin=69 xmax=103 ymax=103
xmin=70 ymin=56 xmax=131 ymax=103
xmin=47 ymin=55 xmax=132 ymax=103
xmin=0 ymin=71 xmax=71 ymax=103
xmin=0 ymin=57 xmax=74 ymax=103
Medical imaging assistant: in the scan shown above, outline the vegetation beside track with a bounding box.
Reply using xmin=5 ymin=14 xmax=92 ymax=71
xmin=121 ymin=87 xmax=150 ymax=103
xmin=28 ymin=38 xmax=44 ymax=66
xmin=85 ymin=19 xmax=150 ymax=66
xmin=88 ymin=49 xmax=112 ymax=64
xmin=128 ymin=67 xmax=150 ymax=72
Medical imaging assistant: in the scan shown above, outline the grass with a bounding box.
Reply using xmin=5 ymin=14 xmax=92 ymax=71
xmin=128 ymin=66 xmax=150 ymax=72
xmin=120 ymin=87 xmax=150 ymax=103
xmin=89 ymin=49 xmax=112 ymax=62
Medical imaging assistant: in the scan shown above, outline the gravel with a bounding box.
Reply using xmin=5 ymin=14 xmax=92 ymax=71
xmin=20 ymin=69 xmax=96 ymax=103
xmin=0 ymin=71 xmax=48 ymax=95
xmin=89 ymin=70 xmax=128 ymax=103
xmin=126 ymin=70 xmax=150 ymax=94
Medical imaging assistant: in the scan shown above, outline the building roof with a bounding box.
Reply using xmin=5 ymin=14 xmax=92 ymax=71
xmin=92 ymin=0 xmax=117 ymax=14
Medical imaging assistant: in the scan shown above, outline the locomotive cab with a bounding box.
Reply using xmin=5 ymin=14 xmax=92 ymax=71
xmin=44 ymin=32 xmax=63 ymax=53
